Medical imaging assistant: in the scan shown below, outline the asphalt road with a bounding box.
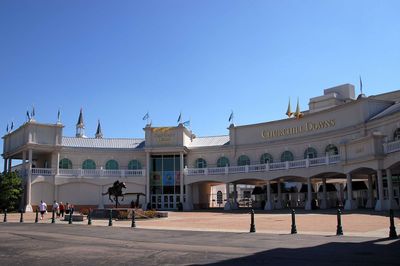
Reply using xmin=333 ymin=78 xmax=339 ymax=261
xmin=0 ymin=223 xmax=399 ymax=265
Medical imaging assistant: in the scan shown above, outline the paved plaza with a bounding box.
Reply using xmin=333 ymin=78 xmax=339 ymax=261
xmin=0 ymin=210 xmax=399 ymax=265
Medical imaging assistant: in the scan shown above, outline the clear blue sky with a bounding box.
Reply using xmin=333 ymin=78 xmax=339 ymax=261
xmin=1 ymin=1 xmax=400 ymax=169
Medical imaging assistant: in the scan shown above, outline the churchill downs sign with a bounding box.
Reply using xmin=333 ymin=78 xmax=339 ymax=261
xmin=262 ymin=119 xmax=336 ymax=139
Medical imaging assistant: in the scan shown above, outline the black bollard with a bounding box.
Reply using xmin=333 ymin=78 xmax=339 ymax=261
xmin=35 ymin=209 xmax=39 ymax=223
xmin=389 ymin=209 xmax=398 ymax=239
xmin=3 ymin=209 xmax=7 ymax=223
xmin=131 ymin=210 xmax=136 ymax=228
xmin=250 ymin=209 xmax=256 ymax=233
xmin=108 ymin=209 xmax=113 ymax=226
xmin=51 ymin=209 xmax=55 ymax=224
xmin=88 ymin=210 xmax=92 ymax=225
xmin=291 ymin=209 xmax=297 ymax=234
xmin=68 ymin=208 xmax=73 ymax=224
xmin=336 ymin=208 xmax=343 ymax=236
xmin=19 ymin=209 xmax=24 ymax=223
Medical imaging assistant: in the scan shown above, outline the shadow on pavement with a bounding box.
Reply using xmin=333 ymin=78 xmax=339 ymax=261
xmin=200 ymin=237 xmax=400 ymax=266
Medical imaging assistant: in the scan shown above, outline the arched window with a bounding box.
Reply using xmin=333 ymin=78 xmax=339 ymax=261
xmin=128 ymin=160 xmax=142 ymax=170
xmin=237 ymin=155 xmax=250 ymax=166
xmin=105 ymin=160 xmax=119 ymax=170
xmin=281 ymin=151 xmax=294 ymax=162
xmin=304 ymin=147 xmax=318 ymax=159
xmin=217 ymin=157 xmax=230 ymax=167
xmin=195 ymin=158 xmax=207 ymax=168
xmin=260 ymin=153 xmax=273 ymax=164
xmin=82 ymin=159 xmax=96 ymax=169
xmin=59 ymin=158 xmax=72 ymax=169
xmin=394 ymin=128 xmax=400 ymax=141
xmin=325 ymin=144 xmax=339 ymax=156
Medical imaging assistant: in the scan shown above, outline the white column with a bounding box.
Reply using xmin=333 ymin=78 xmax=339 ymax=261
xmin=56 ymin=152 xmax=60 ymax=175
xmin=25 ymin=149 xmax=33 ymax=212
xmin=276 ymin=180 xmax=283 ymax=209
xmin=145 ymin=152 xmax=150 ymax=209
xmin=375 ymin=169 xmax=384 ymax=211
xmin=8 ymin=158 xmax=12 ymax=173
xmin=366 ymin=175 xmax=374 ymax=208
xmin=264 ymin=181 xmax=273 ymax=210
xmin=98 ymin=185 xmax=104 ymax=209
xmin=224 ymin=183 xmax=231 ymax=210
xmin=180 ymin=152 xmax=184 ymax=205
xmin=183 ymin=184 xmax=193 ymax=210
xmin=305 ymin=178 xmax=312 ymax=210
xmin=386 ymin=169 xmax=399 ymax=210
xmin=320 ymin=178 xmax=327 ymax=209
xmin=345 ymin=173 xmax=356 ymax=210
xmin=22 ymin=151 xmax=26 ymax=176
xmin=3 ymin=158 xmax=7 ymax=173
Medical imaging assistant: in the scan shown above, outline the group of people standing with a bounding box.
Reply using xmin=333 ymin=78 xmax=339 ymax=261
xmin=38 ymin=200 xmax=73 ymax=220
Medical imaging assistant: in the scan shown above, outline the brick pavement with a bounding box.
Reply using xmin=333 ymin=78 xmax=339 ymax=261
xmin=1 ymin=209 xmax=399 ymax=238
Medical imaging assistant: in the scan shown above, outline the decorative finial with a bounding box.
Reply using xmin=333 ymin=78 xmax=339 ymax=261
xmin=57 ymin=108 xmax=61 ymax=124
xmin=294 ymin=97 xmax=304 ymax=119
xmin=30 ymin=105 xmax=36 ymax=121
xmin=95 ymin=120 xmax=103 ymax=139
xmin=76 ymin=108 xmax=85 ymax=138
xmin=286 ymin=98 xmax=293 ymax=118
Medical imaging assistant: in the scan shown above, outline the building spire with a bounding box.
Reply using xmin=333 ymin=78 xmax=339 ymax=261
xmin=76 ymin=108 xmax=85 ymax=138
xmin=294 ymin=97 xmax=304 ymax=119
xmin=286 ymin=98 xmax=293 ymax=118
xmin=95 ymin=120 xmax=103 ymax=139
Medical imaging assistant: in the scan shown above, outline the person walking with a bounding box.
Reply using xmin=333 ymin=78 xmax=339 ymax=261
xmin=39 ymin=200 xmax=47 ymax=220
xmin=59 ymin=202 xmax=65 ymax=218
xmin=52 ymin=201 xmax=59 ymax=218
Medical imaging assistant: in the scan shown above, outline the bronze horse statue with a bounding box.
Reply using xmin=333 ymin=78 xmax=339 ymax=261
xmin=102 ymin=180 xmax=127 ymax=208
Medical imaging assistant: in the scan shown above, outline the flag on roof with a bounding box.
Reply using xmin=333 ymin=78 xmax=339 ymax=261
xmin=31 ymin=105 xmax=35 ymax=118
xmin=142 ymin=112 xmax=149 ymax=120
xmin=228 ymin=111 xmax=234 ymax=122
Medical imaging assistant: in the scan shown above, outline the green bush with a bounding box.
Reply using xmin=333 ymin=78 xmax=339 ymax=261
xmin=0 ymin=171 xmax=23 ymax=211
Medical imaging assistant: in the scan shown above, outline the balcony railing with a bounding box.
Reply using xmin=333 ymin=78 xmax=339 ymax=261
xmin=385 ymin=139 xmax=400 ymax=154
xmin=31 ymin=168 xmax=146 ymax=177
xmin=185 ymin=154 xmax=341 ymax=176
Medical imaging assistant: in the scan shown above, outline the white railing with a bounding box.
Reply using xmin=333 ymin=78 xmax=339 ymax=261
xmin=289 ymin=159 xmax=307 ymax=169
xmin=185 ymin=154 xmax=341 ymax=176
xmin=385 ymin=139 xmax=400 ymax=154
xmin=32 ymin=168 xmax=145 ymax=177
xmin=32 ymin=168 xmax=54 ymax=176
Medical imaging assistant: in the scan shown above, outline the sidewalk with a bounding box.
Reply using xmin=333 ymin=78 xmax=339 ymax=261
xmin=1 ymin=209 xmax=399 ymax=238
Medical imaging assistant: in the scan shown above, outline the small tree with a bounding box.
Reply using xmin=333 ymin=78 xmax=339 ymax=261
xmin=0 ymin=171 xmax=23 ymax=211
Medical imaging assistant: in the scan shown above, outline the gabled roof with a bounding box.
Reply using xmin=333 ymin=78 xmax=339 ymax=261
xmin=62 ymin=137 xmax=144 ymax=149
xmin=370 ymin=102 xmax=400 ymax=120
xmin=188 ymin=135 xmax=230 ymax=147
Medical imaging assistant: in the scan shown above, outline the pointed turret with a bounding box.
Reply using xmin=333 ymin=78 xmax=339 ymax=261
xmin=76 ymin=108 xmax=86 ymax=138
xmin=294 ymin=98 xmax=304 ymax=119
xmin=95 ymin=120 xmax=103 ymax=138
xmin=286 ymin=98 xmax=293 ymax=118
